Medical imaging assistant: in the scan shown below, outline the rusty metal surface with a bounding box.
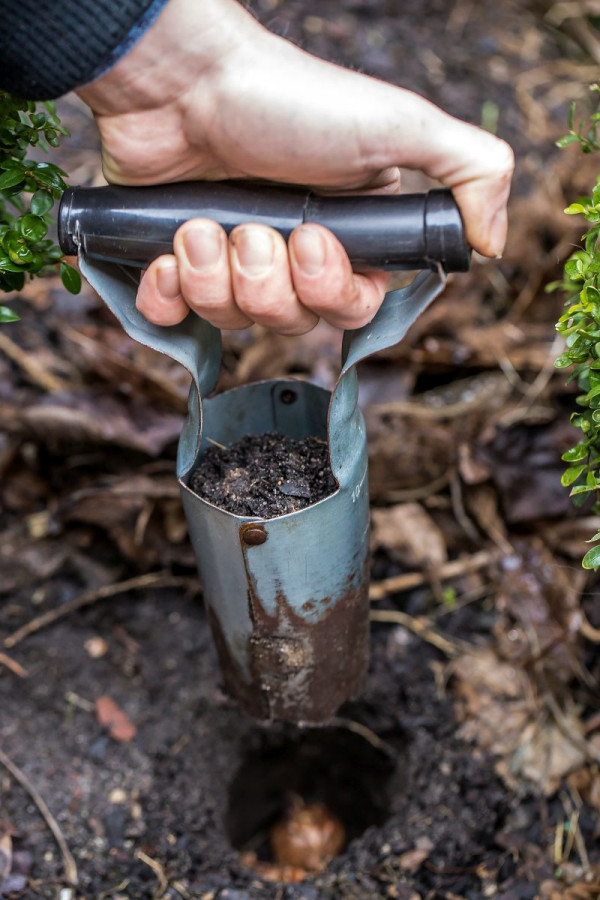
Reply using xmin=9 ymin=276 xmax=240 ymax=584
xmin=180 ymin=376 xmax=370 ymax=723
xmin=79 ymin=255 xmax=445 ymax=724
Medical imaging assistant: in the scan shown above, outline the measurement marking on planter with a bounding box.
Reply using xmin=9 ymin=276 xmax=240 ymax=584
xmin=351 ymin=465 xmax=368 ymax=503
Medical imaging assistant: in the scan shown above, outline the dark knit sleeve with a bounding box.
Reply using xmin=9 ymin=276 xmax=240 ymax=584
xmin=0 ymin=0 xmax=170 ymax=100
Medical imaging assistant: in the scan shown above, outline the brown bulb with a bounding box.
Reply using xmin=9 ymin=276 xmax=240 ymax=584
xmin=270 ymin=797 xmax=345 ymax=872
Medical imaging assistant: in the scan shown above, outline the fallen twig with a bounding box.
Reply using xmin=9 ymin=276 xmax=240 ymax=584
xmin=0 ymin=747 xmax=78 ymax=887
xmin=0 ymin=651 xmax=27 ymax=678
xmin=545 ymin=690 xmax=600 ymax=766
xmin=369 ymin=609 xmax=461 ymax=658
xmin=385 ymin=469 xmax=453 ymax=503
xmin=561 ymin=786 xmax=592 ymax=876
xmin=136 ymin=849 xmax=168 ymax=899
xmin=580 ymin=611 xmax=600 ymax=643
xmin=0 ymin=331 xmax=68 ymax=393
xmin=369 ymin=550 xmax=496 ymax=601
xmin=4 ymin=572 xmax=194 ymax=649
xmin=329 ymin=716 xmax=397 ymax=759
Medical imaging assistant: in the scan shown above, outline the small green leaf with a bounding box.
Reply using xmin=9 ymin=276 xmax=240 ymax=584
xmin=0 ymin=304 xmax=19 ymax=322
xmin=19 ymin=213 xmax=47 ymax=242
xmin=573 ymin=490 xmax=590 ymax=509
xmin=565 ymin=202 xmax=587 ymax=214
xmin=31 ymin=163 xmax=66 ymax=192
xmin=561 ymin=465 xmax=586 ymax=487
xmin=0 ymin=256 xmax=27 ymax=273
xmin=554 ymin=352 xmax=575 ymax=368
xmin=7 ymin=239 xmax=32 ymax=265
xmin=30 ymin=189 xmax=52 ymax=216
xmin=583 ymin=544 xmax=600 ymax=569
xmin=60 ymin=262 xmax=81 ymax=294
xmin=0 ymin=167 xmax=24 ymax=190
xmin=556 ymin=134 xmax=580 ymax=148
xmin=0 ymin=271 xmax=25 ymax=292
xmin=44 ymin=128 xmax=59 ymax=148
xmin=570 ymin=484 xmax=597 ymax=495
xmin=562 ymin=443 xmax=589 ymax=462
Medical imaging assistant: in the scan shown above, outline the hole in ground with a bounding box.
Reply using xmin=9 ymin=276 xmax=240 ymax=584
xmin=226 ymin=726 xmax=396 ymax=875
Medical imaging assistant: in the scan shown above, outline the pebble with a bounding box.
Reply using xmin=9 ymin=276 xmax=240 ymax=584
xmin=84 ymin=636 xmax=108 ymax=658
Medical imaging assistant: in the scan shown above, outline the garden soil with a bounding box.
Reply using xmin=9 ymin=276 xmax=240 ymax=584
xmin=190 ymin=432 xmax=336 ymax=517
xmin=2 ymin=1 xmax=600 ymax=898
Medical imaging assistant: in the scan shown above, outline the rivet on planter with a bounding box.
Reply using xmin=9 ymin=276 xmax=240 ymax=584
xmin=279 ymin=389 xmax=297 ymax=405
xmin=242 ymin=526 xmax=268 ymax=546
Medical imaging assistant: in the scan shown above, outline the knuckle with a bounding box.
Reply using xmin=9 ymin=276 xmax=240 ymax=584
xmin=188 ymin=297 xmax=233 ymax=317
xmin=296 ymin=274 xmax=345 ymax=310
xmin=236 ymin=288 xmax=297 ymax=323
xmin=330 ymin=310 xmax=373 ymax=329
xmin=494 ymin=140 xmax=515 ymax=177
xmin=204 ymin=311 xmax=252 ymax=330
xmin=139 ymin=301 xmax=186 ymax=327
xmin=180 ymin=270 xmax=232 ymax=310
xmin=181 ymin=271 xmax=228 ymax=298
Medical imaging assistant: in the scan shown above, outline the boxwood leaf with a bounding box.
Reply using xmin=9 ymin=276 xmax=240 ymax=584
xmin=30 ymin=188 xmax=53 ymax=216
xmin=60 ymin=262 xmax=81 ymax=294
xmin=0 ymin=304 xmax=19 ymax=322
xmin=0 ymin=167 xmax=24 ymax=190
xmin=19 ymin=213 xmax=47 ymax=242
xmin=561 ymin=465 xmax=587 ymax=486
xmin=583 ymin=544 xmax=600 ymax=569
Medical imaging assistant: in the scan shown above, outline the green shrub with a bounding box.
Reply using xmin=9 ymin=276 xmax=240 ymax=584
xmin=551 ymin=87 xmax=600 ymax=568
xmin=0 ymin=91 xmax=80 ymax=323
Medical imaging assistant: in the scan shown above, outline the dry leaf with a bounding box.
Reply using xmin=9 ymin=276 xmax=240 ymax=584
xmin=0 ymin=829 xmax=12 ymax=887
xmin=495 ymin=538 xmax=582 ymax=684
xmin=1 ymin=392 xmax=183 ymax=456
xmin=95 ymin=695 xmax=137 ymax=743
xmin=451 ymin=648 xmax=597 ymax=795
xmin=371 ymin=502 xmax=447 ymax=569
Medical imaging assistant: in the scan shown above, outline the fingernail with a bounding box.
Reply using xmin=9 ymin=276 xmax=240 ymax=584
xmin=232 ymin=226 xmax=274 ymax=276
xmin=183 ymin=222 xmax=222 ymax=269
xmin=293 ymin=226 xmax=326 ymax=275
xmin=489 ymin=208 xmax=507 ymax=258
xmin=157 ymin=261 xmax=180 ymax=298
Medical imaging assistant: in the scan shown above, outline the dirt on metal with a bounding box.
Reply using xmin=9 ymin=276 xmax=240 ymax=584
xmin=206 ymin=545 xmax=370 ymax=723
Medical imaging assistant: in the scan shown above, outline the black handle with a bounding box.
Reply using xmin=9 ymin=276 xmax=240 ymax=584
xmin=58 ymin=181 xmax=470 ymax=272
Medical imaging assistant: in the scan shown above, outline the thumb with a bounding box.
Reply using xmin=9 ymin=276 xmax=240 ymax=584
xmin=343 ymin=81 xmax=514 ymax=257
xmin=249 ymin=37 xmax=515 ymax=257
xmin=387 ymin=97 xmax=514 ymax=257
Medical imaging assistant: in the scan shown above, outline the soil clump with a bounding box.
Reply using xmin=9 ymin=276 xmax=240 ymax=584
xmin=190 ymin=431 xmax=337 ymax=517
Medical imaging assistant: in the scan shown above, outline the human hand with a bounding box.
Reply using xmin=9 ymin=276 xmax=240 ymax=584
xmin=78 ymin=0 xmax=514 ymax=335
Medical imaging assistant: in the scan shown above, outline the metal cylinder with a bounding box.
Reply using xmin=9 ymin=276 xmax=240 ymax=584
xmin=78 ymin=241 xmax=447 ymax=726
xmin=180 ymin=378 xmax=370 ymax=723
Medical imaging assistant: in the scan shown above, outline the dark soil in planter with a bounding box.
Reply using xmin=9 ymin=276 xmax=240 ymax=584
xmin=190 ymin=432 xmax=336 ymax=517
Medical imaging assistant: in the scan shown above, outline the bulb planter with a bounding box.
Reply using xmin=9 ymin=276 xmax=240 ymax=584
xmin=61 ymin=181 xmax=467 ymax=724
xmin=78 ymin=258 xmax=445 ymax=723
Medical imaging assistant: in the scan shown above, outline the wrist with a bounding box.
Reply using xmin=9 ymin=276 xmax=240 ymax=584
xmin=77 ymin=0 xmax=257 ymax=115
